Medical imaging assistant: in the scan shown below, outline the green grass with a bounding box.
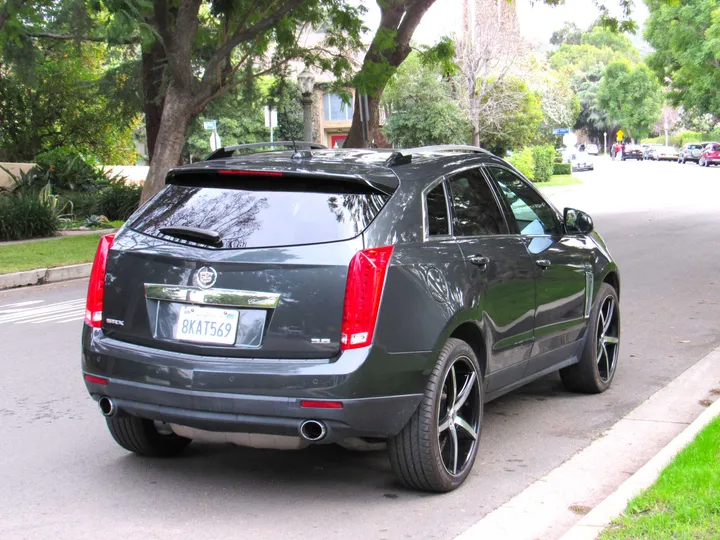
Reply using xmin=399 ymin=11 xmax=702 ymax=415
xmin=535 ymin=174 xmax=583 ymax=188
xmin=601 ymin=415 xmax=720 ymax=539
xmin=0 ymin=234 xmax=103 ymax=274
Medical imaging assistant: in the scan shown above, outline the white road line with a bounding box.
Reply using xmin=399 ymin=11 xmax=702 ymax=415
xmin=54 ymin=316 xmax=86 ymax=324
xmin=0 ymin=300 xmax=44 ymax=310
xmin=0 ymin=299 xmax=85 ymax=325
xmin=0 ymin=305 xmax=85 ymax=324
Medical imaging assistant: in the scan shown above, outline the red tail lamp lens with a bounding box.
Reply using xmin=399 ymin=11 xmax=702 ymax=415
xmin=84 ymin=374 xmax=108 ymax=385
xmin=340 ymin=246 xmax=394 ymax=350
xmin=84 ymin=234 xmax=115 ymax=328
xmin=300 ymin=400 xmax=343 ymax=409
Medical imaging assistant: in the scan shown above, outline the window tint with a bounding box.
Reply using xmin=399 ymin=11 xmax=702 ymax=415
xmin=129 ymin=182 xmax=388 ymax=249
xmin=448 ymin=170 xmax=508 ymax=236
xmin=426 ymin=183 xmax=449 ymax=236
xmin=489 ymin=167 xmax=560 ymax=236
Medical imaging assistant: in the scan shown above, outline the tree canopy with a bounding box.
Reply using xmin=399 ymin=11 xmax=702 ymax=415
xmin=645 ymin=0 xmax=720 ymax=120
xmin=597 ymin=61 xmax=664 ymax=140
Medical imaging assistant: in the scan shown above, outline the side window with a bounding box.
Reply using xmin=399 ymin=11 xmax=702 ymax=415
xmin=426 ymin=183 xmax=450 ymax=237
xmin=448 ymin=170 xmax=508 ymax=236
xmin=489 ymin=167 xmax=560 ymax=236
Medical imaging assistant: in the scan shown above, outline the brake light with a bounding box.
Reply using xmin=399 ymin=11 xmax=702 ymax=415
xmin=340 ymin=246 xmax=394 ymax=350
xmin=84 ymin=374 xmax=108 ymax=385
xmin=84 ymin=234 xmax=115 ymax=328
xmin=219 ymin=170 xmax=283 ymax=176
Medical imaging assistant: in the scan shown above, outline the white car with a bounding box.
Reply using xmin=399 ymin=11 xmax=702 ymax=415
xmin=562 ymin=149 xmax=594 ymax=172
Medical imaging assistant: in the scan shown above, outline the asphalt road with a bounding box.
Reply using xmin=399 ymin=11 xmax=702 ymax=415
xmin=1 ymin=158 xmax=719 ymax=540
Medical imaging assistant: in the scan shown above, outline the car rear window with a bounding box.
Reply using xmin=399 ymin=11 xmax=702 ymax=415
xmin=129 ymin=177 xmax=390 ymax=249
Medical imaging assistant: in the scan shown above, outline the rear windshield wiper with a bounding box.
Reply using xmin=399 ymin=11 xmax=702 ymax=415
xmin=158 ymin=226 xmax=223 ymax=247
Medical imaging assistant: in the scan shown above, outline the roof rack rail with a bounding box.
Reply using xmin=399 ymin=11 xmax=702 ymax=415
xmin=402 ymin=144 xmax=492 ymax=155
xmin=383 ymin=151 xmax=413 ymax=168
xmin=205 ymin=141 xmax=327 ymax=161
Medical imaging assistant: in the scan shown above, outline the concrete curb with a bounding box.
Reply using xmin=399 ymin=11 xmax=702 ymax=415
xmin=561 ymin=395 xmax=720 ymax=540
xmin=0 ymin=263 xmax=91 ymax=290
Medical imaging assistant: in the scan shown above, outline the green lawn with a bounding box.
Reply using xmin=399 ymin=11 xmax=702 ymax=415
xmin=601 ymin=415 xmax=720 ymax=539
xmin=0 ymin=234 xmax=103 ymax=274
xmin=536 ymin=174 xmax=583 ymax=188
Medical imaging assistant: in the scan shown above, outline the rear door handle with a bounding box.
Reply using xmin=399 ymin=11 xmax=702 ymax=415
xmin=468 ymin=255 xmax=490 ymax=267
xmin=535 ymin=259 xmax=551 ymax=269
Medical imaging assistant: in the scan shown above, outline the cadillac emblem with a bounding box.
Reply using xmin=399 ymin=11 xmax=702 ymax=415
xmin=195 ymin=266 xmax=218 ymax=289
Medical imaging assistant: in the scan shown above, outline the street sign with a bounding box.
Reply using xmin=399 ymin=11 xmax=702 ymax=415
xmin=616 ymin=129 xmax=624 ymax=141
xmin=203 ymin=120 xmax=217 ymax=131
xmin=264 ymin=106 xmax=277 ymax=128
xmin=563 ymin=132 xmax=578 ymax=147
xmin=552 ymin=128 xmax=570 ymax=135
xmin=209 ymin=131 xmax=221 ymax=151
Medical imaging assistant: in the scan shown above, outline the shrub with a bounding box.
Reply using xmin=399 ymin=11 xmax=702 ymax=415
xmin=531 ymin=144 xmax=556 ymax=182
xmin=507 ymin=148 xmax=535 ymax=180
xmin=63 ymin=191 xmax=100 ymax=219
xmin=679 ymin=131 xmax=704 ymax=145
xmin=35 ymin=147 xmax=108 ymax=192
xmin=553 ymin=162 xmax=572 ymax=175
xmin=0 ymin=194 xmax=59 ymax=241
xmin=97 ymin=180 xmax=142 ymax=221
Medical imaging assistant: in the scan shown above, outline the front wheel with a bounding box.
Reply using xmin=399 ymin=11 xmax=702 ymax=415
xmin=560 ymin=283 xmax=620 ymax=394
xmin=389 ymin=338 xmax=483 ymax=492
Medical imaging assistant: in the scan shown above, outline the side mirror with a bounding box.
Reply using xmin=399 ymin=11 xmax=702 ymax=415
xmin=564 ymin=207 xmax=593 ymax=235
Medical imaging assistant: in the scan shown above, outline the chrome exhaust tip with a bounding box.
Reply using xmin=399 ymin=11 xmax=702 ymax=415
xmin=299 ymin=420 xmax=327 ymax=442
xmin=98 ymin=396 xmax=116 ymax=417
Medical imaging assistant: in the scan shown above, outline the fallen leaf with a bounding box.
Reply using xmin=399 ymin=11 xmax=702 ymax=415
xmin=679 ymin=340 xmax=690 ymax=343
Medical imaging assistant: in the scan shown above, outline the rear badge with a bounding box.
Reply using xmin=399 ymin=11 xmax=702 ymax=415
xmin=311 ymin=338 xmax=331 ymax=344
xmin=195 ymin=266 xmax=218 ymax=289
xmin=106 ymin=318 xmax=125 ymax=326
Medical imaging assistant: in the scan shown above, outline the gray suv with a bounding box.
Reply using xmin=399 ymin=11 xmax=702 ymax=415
xmin=82 ymin=143 xmax=620 ymax=492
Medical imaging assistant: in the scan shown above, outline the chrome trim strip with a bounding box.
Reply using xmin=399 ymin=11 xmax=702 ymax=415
xmin=145 ymin=284 xmax=280 ymax=309
xmin=584 ymin=270 xmax=594 ymax=318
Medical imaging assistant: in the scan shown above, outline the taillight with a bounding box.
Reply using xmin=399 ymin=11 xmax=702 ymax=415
xmin=84 ymin=234 xmax=115 ymax=328
xmin=340 ymin=246 xmax=394 ymax=350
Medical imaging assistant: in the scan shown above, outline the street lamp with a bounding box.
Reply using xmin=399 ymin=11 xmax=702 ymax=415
xmin=603 ymin=132 xmax=607 ymax=156
xmin=298 ymin=68 xmax=315 ymax=142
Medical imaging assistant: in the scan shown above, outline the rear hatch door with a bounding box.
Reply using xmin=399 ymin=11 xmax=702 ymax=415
xmin=103 ymin=170 xmax=391 ymax=359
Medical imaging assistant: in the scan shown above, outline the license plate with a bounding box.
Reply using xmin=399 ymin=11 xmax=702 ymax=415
xmin=175 ymin=305 xmax=239 ymax=345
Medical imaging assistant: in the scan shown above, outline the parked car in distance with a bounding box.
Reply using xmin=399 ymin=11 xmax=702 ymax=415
xmin=699 ymin=143 xmax=720 ymax=167
xmin=642 ymin=144 xmax=661 ymax=159
xmin=562 ymin=149 xmax=594 ymax=171
xmin=649 ymin=145 xmax=679 ymax=161
xmin=678 ymin=142 xmax=705 ymax=164
xmin=82 ymin=142 xmax=621 ymax=493
xmin=622 ymin=144 xmax=644 ymax=160
xmin=586 ymin=144 xmax=599 ymax=155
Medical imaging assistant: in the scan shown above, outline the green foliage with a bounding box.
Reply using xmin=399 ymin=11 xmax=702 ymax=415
xmin=0 ymin=40 xmax=139 ymax=163
xmin=508 ymin=148 xmax=535 ymax=180
xmin=35 ymin=148 xmax=109 ymax=192
xmin=645 ymin=0 xmax=720 ymax=120
xmin=680 ymin=131 xmax=705 ymax=145
xmin=553 ymin=162 xmax=572 ymax=175
xmin=62 ymin=192 xmax=100 ymax=219
xmin=597 ymin=61 xmax=664 ymax=140
xmin=531 ymin=145 xmax=556 ymax=183
xmin=382 ymin=52 xmax=470 ymax=147
xmin=476 ymin=78 xmax=544 ymax=156
xmin=550 ymin=22 xmax=583 ymax=46
xmin=0 ymin=194 xmax=59 ymax=241
xmin=96 ymin=181 xmax=142 ymax=221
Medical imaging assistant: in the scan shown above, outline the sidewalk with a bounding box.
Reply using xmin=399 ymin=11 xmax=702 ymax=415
xmin=0 ymin=228 xmax=115 ymax=247
xmin=456 ymin=344 xmax=720 ymax=540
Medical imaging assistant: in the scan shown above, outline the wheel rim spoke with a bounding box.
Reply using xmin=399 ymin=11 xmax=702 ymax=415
xmin=604 ymin=345 xmax=611 ymax=380
xmin=455 ymin=415 xmax=477 ymax=440
xmin=449 ymin=425 xmax=459 ymax=474
xmin=449 ymin=365 xmax=457 ymax=410
xmin=602 ymin=298 xmax=614 ymax=335
xmin=454 ymin=371 xmax=477 ymax=411
xmin=603 ymin=336 xmax=619 ymax=345
xmin=439 ymin=416 xmax=451 ymax=432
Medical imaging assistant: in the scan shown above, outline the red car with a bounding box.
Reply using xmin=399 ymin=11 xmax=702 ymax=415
xmin=699 ymin=143 xmax=720 ymax=167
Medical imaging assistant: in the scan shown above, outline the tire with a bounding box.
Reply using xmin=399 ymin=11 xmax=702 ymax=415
xmin=560 ymin=283 xmax=620 ymax=394
xmin=106 ymin=415 xmax=192 ymax=457
xmin=389 ymin=338 xmax=483 ymax=492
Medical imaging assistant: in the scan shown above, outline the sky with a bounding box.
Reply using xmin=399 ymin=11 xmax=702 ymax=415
xmin=362 ymin=0 xmax=650 ymax=48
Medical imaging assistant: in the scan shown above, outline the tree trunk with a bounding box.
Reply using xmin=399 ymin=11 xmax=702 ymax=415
xmin=472 ymin=127 xmax=480 ymax=147
xmin=140 ymin=85 xmax=195 ymax=203
xmin=141 ymin=41 xmax=167 ymax=163
xmin=345 ymin=93 xmax=388 ymax=148
xmin=0 ymin=0 xmax=26 ymax=32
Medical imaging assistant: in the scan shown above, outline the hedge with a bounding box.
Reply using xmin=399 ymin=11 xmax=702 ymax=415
xmin=508 ymin=148 xmax=535 ymax=180
xmin=553 ymin=162 xmax=572 ymax=175
xmin=531 ymin=145 xmax=555 ymax=183
xmin=0 ymin=195 xmax=59 ymax=241
xmin=97 ymin=181 xmax=142 ymax=221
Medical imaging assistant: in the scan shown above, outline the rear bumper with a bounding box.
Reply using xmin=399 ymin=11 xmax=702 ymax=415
xmin=82 ymin=326 xmax=430 ymax=440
